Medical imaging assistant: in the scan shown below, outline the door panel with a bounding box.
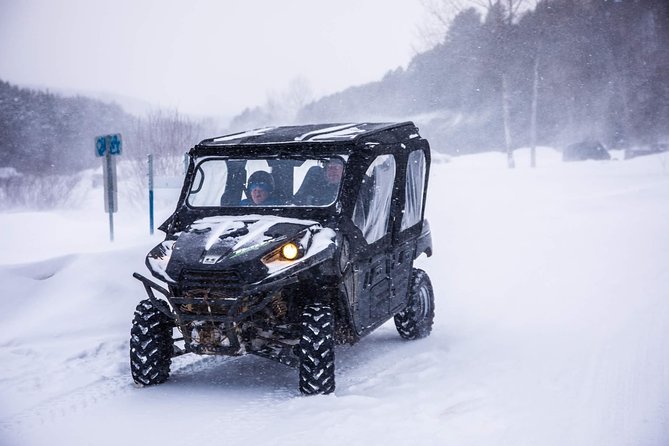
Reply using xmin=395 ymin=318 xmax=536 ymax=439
xmin=353 ymin=249 xmax=391 ymax=332
xmin=349 ymin=154 xmax=397 ymax=335
xmin=390 ymin=149 xmax=427 ymax=313
xmin=390 ymin=240 xmax=414 ymax=313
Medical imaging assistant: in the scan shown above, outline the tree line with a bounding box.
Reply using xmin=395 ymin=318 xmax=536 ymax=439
xmin=297 ymin=0 xmax=669 ymax=156
xmin=2 ymin=0 xmax=667 ymax=179
xmin=0 ymin=81 xmax=213 ymax=209
xmin=0 ymin=80 xmax=210 ymax=176
xmin=0 ymin=80 xmax=135 ymax=175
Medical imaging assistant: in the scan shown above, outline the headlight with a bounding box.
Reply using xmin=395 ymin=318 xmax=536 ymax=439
xmin=262 ymin=240 xmax=305 ymax=265
xmin=281 ymin=242 xmax=300 ymax=260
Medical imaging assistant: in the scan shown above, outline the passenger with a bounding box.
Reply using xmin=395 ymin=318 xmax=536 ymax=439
xmin=294 ymin=158 xmax=344 ymax=205
xmin=241 ymin=171 xmax=276 ymax=205
xmin=324 ymin=158 xmax=344 ymax=187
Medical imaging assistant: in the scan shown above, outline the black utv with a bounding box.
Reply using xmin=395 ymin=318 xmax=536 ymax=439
xmin=131 ymin=122 xmax=435 ymax=395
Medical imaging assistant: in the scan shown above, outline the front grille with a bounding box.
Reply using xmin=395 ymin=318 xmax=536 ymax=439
xmin=176 ymin=269 xmax=245 ymax=318
xmin=178 ymin=288 xmax=264 ymax=317
xmin=180 ymin=269 xmax=241 ymax=289
xmin=180 ymin=289 xmax=235 ymax=315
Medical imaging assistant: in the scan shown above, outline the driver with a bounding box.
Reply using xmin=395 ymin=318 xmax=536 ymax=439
xmin=241 ymin=171 xmax=276 ymax=205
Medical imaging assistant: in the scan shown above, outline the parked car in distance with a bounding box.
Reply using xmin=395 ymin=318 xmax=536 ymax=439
xmin=563 ymin=140 xmax=611 ymax=161
xmin=624 ymin=143 xmax=669 ymax=160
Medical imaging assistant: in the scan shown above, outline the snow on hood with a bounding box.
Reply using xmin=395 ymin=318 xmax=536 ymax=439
xmin=146 ymin=239 xmax=176 ymax=283
xmin=146 ymin=214 xmax=335 ymax=284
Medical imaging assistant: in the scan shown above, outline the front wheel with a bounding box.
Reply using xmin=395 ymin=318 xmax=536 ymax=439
xmin=394 ymin=268 xmax=435 ymax=340
xmin=130 ymin=299 xmax=174 ymax=386
xmin=298 ymin=304 xmax=336 ymax=395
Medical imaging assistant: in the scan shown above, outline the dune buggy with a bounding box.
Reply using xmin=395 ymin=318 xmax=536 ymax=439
xmin=130 ymin=122 xmax=435 ymax=395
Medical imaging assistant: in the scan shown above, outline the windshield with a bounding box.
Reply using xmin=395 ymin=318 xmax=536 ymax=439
xmin=187 ymin=156 xmax=347 ymax=208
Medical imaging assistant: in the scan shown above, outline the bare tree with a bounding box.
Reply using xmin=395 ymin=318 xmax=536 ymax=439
xmin=421 ymin=0 xmax=536 ymax=168
xmin=502 ymin=74 xmax=516 ymax=168
xmin=122 ymin=109 xmax=205 ymax=208
xmin=230 ymin=77 xmax=314 ymax=131
xmin=283 ymin=77 xmax=314 ymax=122
xmin=484 ymin=0 xmax=533 ymax=168
xmin=418 ymin=0 xmax=472 ymax=49
xmin=266 ymin=77 xmax=314 ymax=124
xmin=530 ymin=50 xmax=540 ymax=168
xmin=135 ymin=109 xmax=203 ymax=176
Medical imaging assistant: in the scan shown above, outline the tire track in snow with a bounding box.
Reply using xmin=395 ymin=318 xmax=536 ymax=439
xmin=561 ymin=299 xmax=669 ymax=446
xmin=0 ymin=375 xmax=133 ymax=433
xmin=0 ymin=348 xmax=215 ymax=435
xmin=595 ymin=302 xmax=669 ymax=445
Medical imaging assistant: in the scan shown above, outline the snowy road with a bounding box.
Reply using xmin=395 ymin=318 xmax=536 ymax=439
xmin=2 ymin=149 xmax=668 ymax=445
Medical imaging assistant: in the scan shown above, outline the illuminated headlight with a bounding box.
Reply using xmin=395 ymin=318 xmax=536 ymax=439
xmin=281 ymin=242 xmax=300 ymax=260
xmin=262 ymin=240 xmax=305 ymax=265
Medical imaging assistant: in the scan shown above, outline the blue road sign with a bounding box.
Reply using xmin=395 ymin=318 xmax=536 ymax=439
xmin=109 ymin=134 xmax=122 ymax=155
xmin=95 ymin=133 xmax=122 ymax=157
xmin=95 ymin=136 xmax=107 ymax=157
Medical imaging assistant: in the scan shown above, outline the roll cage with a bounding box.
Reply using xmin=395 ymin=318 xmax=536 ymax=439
xmin=159 ymin=122 xmax=431 ymax=239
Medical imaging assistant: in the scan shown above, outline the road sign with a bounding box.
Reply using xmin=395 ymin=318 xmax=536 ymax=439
xmin=95 ymin=136 xmax=107 ymax=156
xmin=95 ymin=133 xmax=122 ymax=241
xmin=95 ymin=133 xmax=123 ymax=157
xmin=109 ymin=134 xmax=122 ymax=155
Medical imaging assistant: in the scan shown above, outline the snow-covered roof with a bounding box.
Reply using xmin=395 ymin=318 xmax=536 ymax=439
xmin=199 ymin=122 xmax=417 ymax=147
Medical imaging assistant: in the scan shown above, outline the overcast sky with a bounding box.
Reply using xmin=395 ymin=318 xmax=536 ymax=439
xmin=0 ymin=0 xmax=431 ymax=119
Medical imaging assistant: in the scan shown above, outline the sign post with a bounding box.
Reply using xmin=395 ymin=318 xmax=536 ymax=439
xmin=95 ymin=133 xmax=122 ymax=242
xmin=148 ymin=154 xmax=154 ymax=235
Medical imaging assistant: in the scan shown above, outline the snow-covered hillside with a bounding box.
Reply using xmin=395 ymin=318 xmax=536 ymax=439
xmin=1 ymin=148 xmax=668 ymax=446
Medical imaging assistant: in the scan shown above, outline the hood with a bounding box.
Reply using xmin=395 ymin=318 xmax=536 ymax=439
xmin=146 ymin=215 xmax=335 ymax=284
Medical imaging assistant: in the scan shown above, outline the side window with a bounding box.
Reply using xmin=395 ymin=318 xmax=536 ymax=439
xmin=401 ymin=150 xmax=426 ymax=231
xmin=352 ymin=155 xmax=396 ymax=244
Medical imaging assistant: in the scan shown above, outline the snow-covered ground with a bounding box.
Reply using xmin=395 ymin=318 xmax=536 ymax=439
xmin=1 ymin=148 xmax=668 ymax=446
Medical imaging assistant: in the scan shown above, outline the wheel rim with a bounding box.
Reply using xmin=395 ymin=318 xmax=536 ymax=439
xmin=416 ymin=283 xmax=430 ymax=319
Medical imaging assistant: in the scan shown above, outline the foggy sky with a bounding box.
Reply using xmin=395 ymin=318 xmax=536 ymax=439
xmin=0 ymin=0 xmax=427 ymax=118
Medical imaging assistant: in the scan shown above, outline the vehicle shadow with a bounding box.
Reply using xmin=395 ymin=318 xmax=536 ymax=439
xmin=164 ymin=323 xmax=432 ymax=398
xmin=168 ymin=354 xmax=298 ymax=396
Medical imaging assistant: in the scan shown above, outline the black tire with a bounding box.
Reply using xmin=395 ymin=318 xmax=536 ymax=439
xmin=394 ymin=269 xmax=435 ymax=340
xmin=298 ymin=304 xmax=336 ymax=395
xmin=130 ymin=299 xmax=174 ymax=386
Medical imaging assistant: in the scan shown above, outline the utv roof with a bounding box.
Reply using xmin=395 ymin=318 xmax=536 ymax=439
xmin=197 ymin=122 xmax=420 ymax=147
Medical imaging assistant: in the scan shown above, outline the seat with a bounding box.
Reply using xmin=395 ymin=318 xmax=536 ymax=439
xmin=293 ymin=166 xmax=326 ymax=205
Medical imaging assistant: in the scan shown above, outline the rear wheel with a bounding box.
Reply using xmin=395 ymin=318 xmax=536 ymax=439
xmin=298 ymin=304 xmax=336 ymax=395
xmin=394 ymin=269 xmax=435 ymax=340
xmin=130 ymin=299 xmax=174 ymax=386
